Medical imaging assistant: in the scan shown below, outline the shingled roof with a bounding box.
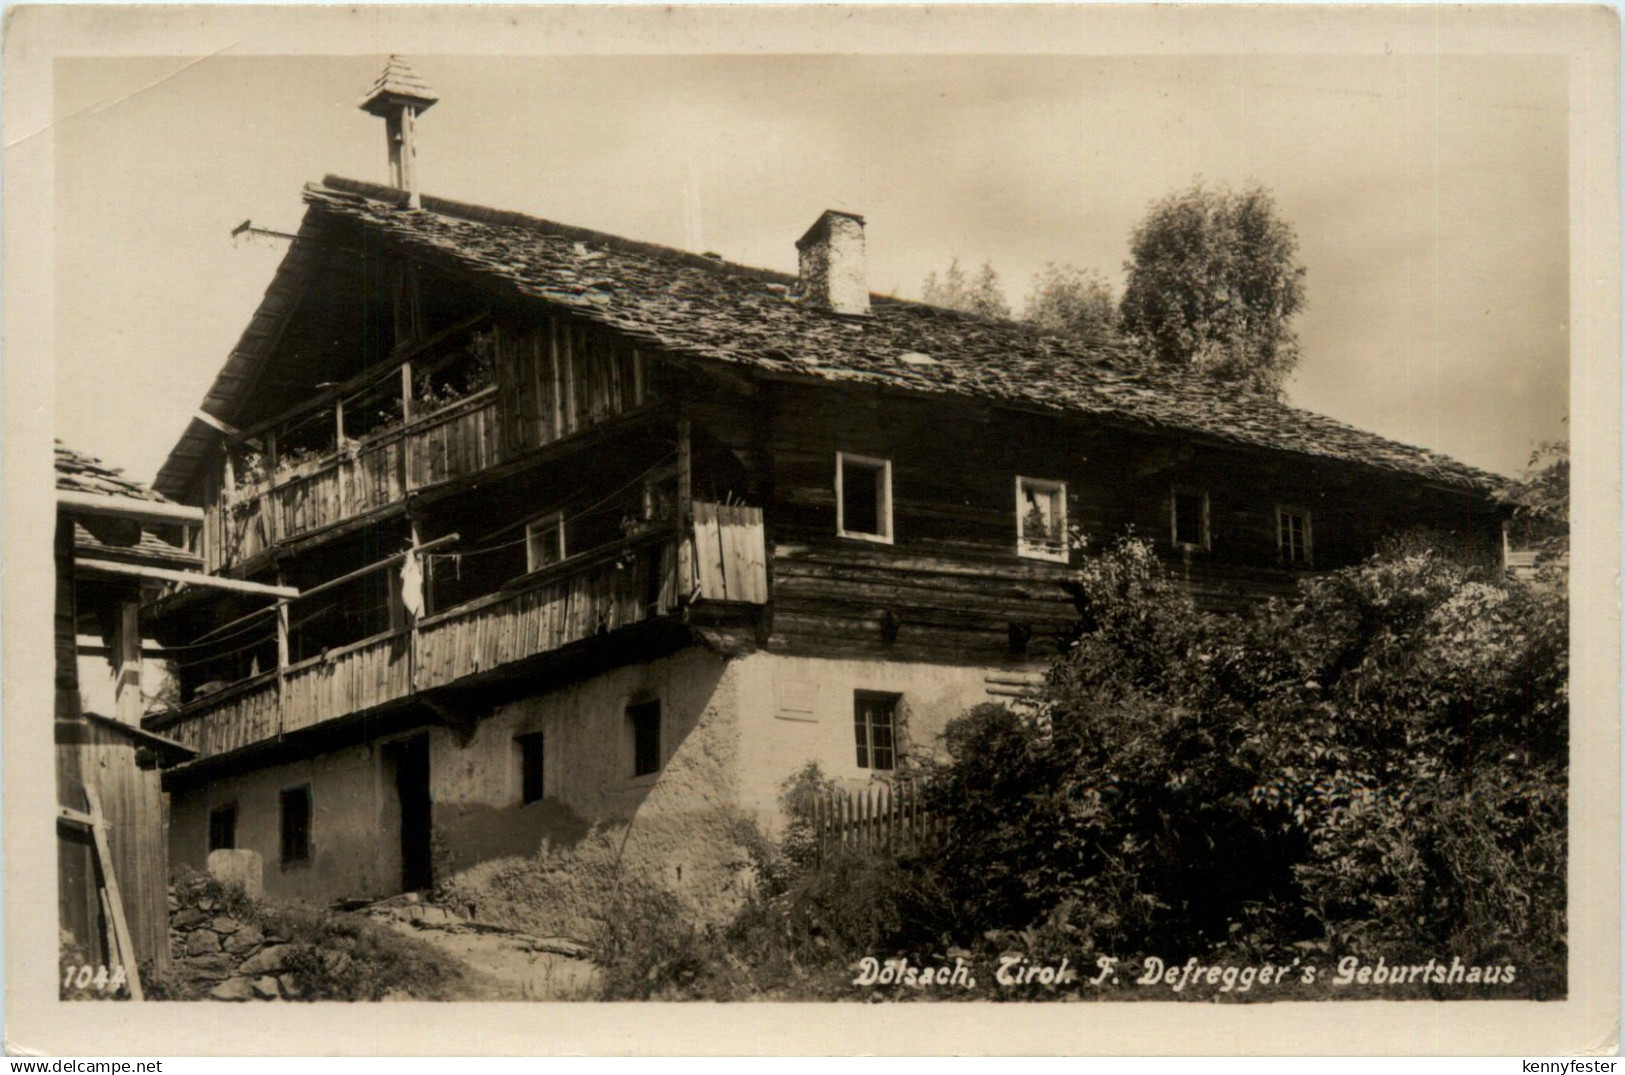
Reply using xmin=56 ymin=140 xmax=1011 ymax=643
xmin=157 ymin=176 xmax=1504 ymax=499
xmin=58 ymin=441 xmax=197 ymax=566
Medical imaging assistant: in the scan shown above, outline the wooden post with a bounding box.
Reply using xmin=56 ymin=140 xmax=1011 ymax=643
xmin=560 ymin=319 xmax=577 ymax=434
xmin=334 ymin=397 xmax=346 ymax=446
xmin=676 ymin=417 xmax=692 ymax=601
xmin=113 ymin=599 xmax=142 ymax=726
xmin=263 ymin=429 xmax=280 ymax=541
xmin=275 ymin=575 xmax=290 ymax=736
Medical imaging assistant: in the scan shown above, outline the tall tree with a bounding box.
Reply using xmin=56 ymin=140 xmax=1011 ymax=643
xmin=1119 ymin=182 xmax=1307 ymax=394
xmin=1024 ymin=263 xmax=1118 ymax=346
xmin=922 ymin=257 xmax=1011 ymax=320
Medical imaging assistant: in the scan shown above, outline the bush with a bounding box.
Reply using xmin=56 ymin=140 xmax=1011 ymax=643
xmin=586 ymin=533 xmax=1567 ymax=999
xmin=921 ymin=534 xmax=1566 ymax=992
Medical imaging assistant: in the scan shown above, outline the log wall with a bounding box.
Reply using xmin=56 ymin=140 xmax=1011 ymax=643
xmin=747 ymin=381 xmax=1501 ymax=664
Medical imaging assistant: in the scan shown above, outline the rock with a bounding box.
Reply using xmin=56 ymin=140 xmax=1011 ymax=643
xmin=198 ymin=898 xmax=216 ymax=913
xmin=173 ymin=908 xmax=209 ymax=930
xmin=238 ymin=944 xmax=292 ymax=976
xmin=277 ymin=973 xmax=304 ymax=999
xmin=224 ymin=924 xmax=264 ymax=956
xmin=183 ymin=953 xmax=236 ymax=981
xmin=381 ymin=988 xmax=412 ymax=1002
xmin=212 ymin=916 xmax=240 ymax=935
xmin=209 ymin=977 xmax=256 ymax=1001
xmin=320 ymin=950 xmax=352 ymax=977
xmin=185 ymin=930 xmax=222 ymax=957
xmin=207 ymin=849 xmax=264 ymax=899
xmin=251 ymin=975 xmax=281 ymax=999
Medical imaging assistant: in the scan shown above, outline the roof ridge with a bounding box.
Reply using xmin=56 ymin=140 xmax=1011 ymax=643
xmin=316 ymin=175 xmax=807 ymax=289
xmin=312 ymin=175 xmax=1062 ymax=329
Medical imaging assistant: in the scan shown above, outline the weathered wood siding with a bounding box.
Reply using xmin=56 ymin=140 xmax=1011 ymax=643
xmin=409 ymin=387 xmax=500 ymax=488
xmin=149 ymin=524 xmax=754 ymax=761
xmin=741 ymin=381 xmax=1500 ymax=664
xmin=76 ymin=720 xmax=171 ymax=973
xmin=494 ymin=317 xmax=649 ymax=456
xmin=282 ymin=630 xmax=413 ymax=734
xmin=691 ymin=502 xmax=768 ymax=603
xmin=416 ymin=533 xmax=675 ymax=691
xmin=163 ymin=673 xmax=280 ymax=755
xmin=202 ymin=315 xmax=656 ymax=572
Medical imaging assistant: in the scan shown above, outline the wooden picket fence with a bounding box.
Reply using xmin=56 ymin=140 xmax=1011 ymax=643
xmin=812 ymin=779 xmax=943 ymax=860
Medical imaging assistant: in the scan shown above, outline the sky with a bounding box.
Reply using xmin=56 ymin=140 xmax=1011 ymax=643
xmin=54 ymin=48 xmax=1569 ymax=483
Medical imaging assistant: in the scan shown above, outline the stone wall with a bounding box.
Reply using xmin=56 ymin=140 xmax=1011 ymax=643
xmin=165 ymin=885 xmax=300 ymax=1001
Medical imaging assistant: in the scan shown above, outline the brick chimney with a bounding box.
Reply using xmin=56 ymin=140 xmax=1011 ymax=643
xmin=796 ymin=209 xmax=869 ymax=317
xmin=359 ymin=56 xmax=439 ymax=208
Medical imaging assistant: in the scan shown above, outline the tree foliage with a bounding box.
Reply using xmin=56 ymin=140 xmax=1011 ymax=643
xmin=1024 ymin=263 xmax=1119 ymax=346
xmin=922 ymin=257 xmax=1011 ymax=320
xmin=919 ymin=534 xmax=1566 ymax=992
xmin=1120 ymin=181 xmax=1307 ymax=394
xmin=1494 ymin=439 xmax=1569 ymax=559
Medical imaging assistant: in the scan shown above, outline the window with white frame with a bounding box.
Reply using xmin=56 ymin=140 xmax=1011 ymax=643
xmin=1171 ymin=487 xmax=1210 ymax=550
xmin=1017 ymin=477 xmax=1068 ymax=561
xmin=1277 ymin=506 xmax=1312 ymax=566
xmin=525 ymin=512 xmax=566 ymax=572
xmin=836 ymin=452 xmax=893 ymax=543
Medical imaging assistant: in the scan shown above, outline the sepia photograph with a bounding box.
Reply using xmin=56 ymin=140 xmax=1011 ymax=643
xmin=3 ymin=3 xmax=1618 ymax=1057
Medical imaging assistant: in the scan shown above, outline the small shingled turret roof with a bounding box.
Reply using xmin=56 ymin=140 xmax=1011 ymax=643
xmin=358 ymin=55 xmax=439 ymax=117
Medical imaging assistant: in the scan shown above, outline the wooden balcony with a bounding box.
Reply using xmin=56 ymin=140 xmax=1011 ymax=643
xmin=150 ymin=505 xmax=767 ymax=763
xmin=204 ymin=389 xmax=500 ymax=572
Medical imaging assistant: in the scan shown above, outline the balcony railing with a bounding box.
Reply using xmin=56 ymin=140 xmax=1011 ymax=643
xmin=204 ymin=389 xmax=500 ymax=572
xmin=151 ymin=504 xmax=766 ymax=762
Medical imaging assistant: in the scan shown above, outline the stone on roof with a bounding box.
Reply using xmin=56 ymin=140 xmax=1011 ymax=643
xmin=56 ymin=440 xmax=169 ymax=502
xmin=295 ymin=176 xmax=1503 ymax=492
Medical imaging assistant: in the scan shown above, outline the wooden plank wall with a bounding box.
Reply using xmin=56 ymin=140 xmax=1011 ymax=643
xmin=409 ymin=390 xmax=500 ymax=487
xmin=204 ymin=311 xmax=654 ymax=571
xmin=415 ymin=536 xmax=673 ymax=692
xmin=77 ymin=720 xmax=171 ymax=973
xmin=691 ymin=503 xmax=768 ymax=603
xmin=282 ymin=630 xmax=412 ymax=735
xmin=494 ymin=317 xmax=647 ymax=457
xmin=750 ymin=381 xmax=1502 ymax=662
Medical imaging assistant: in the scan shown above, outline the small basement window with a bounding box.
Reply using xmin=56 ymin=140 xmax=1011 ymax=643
xmin=854 ymin=691 xmax=899 ymax=771
xmin=628 ymin=701 xmax=662 ymax=778
xmin=208 ymin=803 xmax=237 ymax=852
xmin=836 ymin=452 xmax=893 ymax=544
xmin=1017 ymin=477 xmax=1068 ymax=561
xmin=525 ymin=512 xmax=566 ymax=573
xmin=1171 ymin=487 xmax=1210 ymax=550
xmin=279 ymin=785 xmax=311 ymax=865
xmin=517 ymin=733 xmax=546 ymax=804
xmin=1277 ymin=506 xmax=1313 ymax=566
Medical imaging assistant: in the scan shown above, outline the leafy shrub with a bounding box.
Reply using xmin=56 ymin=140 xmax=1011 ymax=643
xmin=920 ymin=533 xmax=1566 ymax=992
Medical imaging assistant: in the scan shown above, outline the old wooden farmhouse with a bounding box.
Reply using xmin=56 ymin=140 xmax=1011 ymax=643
xmin=141 ymin=61 xmax=1505 ymax=909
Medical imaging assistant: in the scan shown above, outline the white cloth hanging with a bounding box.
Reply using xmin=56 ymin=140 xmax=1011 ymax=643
xmin=399 ymin=549 xmax=425 ymax=620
